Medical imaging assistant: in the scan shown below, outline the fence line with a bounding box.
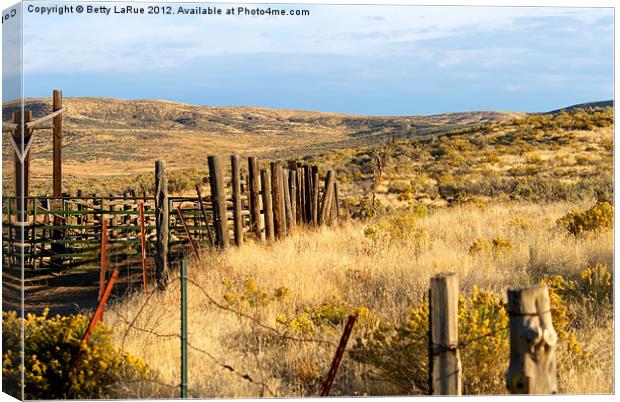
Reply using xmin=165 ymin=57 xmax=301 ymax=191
xmin=2 ymin=155 xmax=342 ymax=274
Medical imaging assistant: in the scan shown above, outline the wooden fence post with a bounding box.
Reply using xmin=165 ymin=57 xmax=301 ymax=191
xmin=283 ymin=169 xmax=294 ymax=232
xmin=506 ymin=286 xmax=558 ymax=394
xmin=208 ymin=155 xmax=229 ymax=250
xmin=429 ymin=272 xmax=462 ymax=395
xmin=53 ymin=89 xmax=63 ymax=197
xmin=231 ymin=155 xmax=243 ymax=246
xmin=260 ymin=168 xmax=275 ymax=242
xmin=333 ymin=182 xmax=340 ymax=223
xmin=319 ymin=170 xmax=335 ymax=225
xmin=288 ymin=164 xmax=298 ymax=227
xmin=155 ymin=160 xmax=169 ymax=288
xmin=311 ymin=166 xmax=320 ymax=226
xmin=248 ymin=157 xmax=263 ymax=241
xmin=271 ymin=161 xmax=285 ymax=239
xmin=303 ymin=165 xmax=311 ymax=223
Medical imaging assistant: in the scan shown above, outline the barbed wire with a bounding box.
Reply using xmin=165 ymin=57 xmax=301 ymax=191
xmin=186 ymin=341 xmax=276 ymax=396
xmin=114 ymin=274 xmax=340 ymax=397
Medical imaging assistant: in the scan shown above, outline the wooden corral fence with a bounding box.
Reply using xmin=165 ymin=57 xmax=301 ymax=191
xmin=1 ymin=155 xmax=342 ymax=274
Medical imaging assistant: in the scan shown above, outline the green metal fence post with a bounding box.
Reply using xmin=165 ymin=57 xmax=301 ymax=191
xmin=181 ymin=258 xmax=188 ymax=398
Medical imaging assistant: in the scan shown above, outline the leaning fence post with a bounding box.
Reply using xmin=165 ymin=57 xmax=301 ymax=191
xmin=311 ymin=166 xmax=320 ymax=226
xmin=208 ymin=155 xmax=229 ymax=249
xmin=506 ymin=286 xmax=558 ymax=394
xmin=319 ymin=170 xmax=335 ymax=225
xmin=231 ymin=155 xmax=244 ymax=246
xmin=429 ymin=272 xmax=462 ymax=395
xmin=248 ymin=157 xmax=263 ymax=241
xmin=260 ymin=168 xmax=275 ymax=242
xmin=155 ymin=160 xmax=169 ymax=289
xmin=271 ymin=161 xmax=285 ymax=239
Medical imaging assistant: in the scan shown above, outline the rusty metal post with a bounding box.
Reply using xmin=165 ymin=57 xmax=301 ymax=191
xmin=320 ymin=314 xmax=358 ymax=396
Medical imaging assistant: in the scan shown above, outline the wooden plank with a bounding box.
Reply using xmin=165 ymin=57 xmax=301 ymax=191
xmin=26 ymin=106 xmax=66 ymax=129
xmin=248 ymin=157 xmax=263 ymax=241
xmin=155 ymin=160 xmax=169 ymax=288
xmin=208 ymin=155 xmax=229 ymax=249
xmin=53 ymin=90 xmax=63 ymax=196
xmin=231 ymin=155 xmax=243 ymax=246
xmin=506 ymin=286 xmax=558 ymax=394
xmin=260 ymin=168 xmax=275 ymax=242
xmin=429 ymin=272 xmax=462 ymax=395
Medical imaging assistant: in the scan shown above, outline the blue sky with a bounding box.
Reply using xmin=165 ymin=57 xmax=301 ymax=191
xmin=9 ymin=3 xmax=616 ymax=115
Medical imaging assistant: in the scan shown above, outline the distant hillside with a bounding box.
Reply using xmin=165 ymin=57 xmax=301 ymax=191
xmin=547 ymin=100 xmax=613 ymax=114
xmin=2 ymin=97 xmax=524 ymax=183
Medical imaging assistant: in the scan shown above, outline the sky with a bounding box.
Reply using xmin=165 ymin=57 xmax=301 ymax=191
xmin=3 ymin=2 xmax=615 ymax=115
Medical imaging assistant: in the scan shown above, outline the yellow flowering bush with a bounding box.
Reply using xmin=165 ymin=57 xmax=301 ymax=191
xmin=350 ymin=288 xmax=509 ymax=395
xmin=557 ymin=201 xmax=613 ymax=236
xmin=222 ymin=277 xmax=291 ymax=308
xmin=279 ymin=295 xmax=370 ymax=334
xmin=2 ymin=309 xmax=149 ymax=399
xmin=541 ymin=264 xmax=613 ymax=323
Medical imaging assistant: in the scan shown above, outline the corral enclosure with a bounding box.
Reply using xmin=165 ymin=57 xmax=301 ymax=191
xmin=1 ymin=93 xmax=614 ymax=399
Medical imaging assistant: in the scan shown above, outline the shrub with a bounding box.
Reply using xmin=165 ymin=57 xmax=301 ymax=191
xmin=468 ymin=237 xmax=513 ymax=256
xmin=2 ymin=309 xmax=149 ymax=399
xmin=278 ymin=295 xmax=369 ymax=335
xmin=350 ymin=288 xmax=509 ymax=395
xmin=350 ymin=280 xmax=586 ymax=395
xmin=540 ymin=264 xmax=612 ymax=322
xmin=222 ymin=277 xmax=289 ymax=308
xmin=556 ymin=201 xmax=613 ymax=236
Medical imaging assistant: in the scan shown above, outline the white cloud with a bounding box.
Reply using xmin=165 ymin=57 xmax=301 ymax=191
xmin=21 ymin=3 xmax=612 ymax=74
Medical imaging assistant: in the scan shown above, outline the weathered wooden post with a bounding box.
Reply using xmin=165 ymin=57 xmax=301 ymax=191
xmin=288 ymin=163 xmax=298 ymax=227
xmin=155 ymin=160 xmax=169 ymax=288
xmin=311 ymin=166 xmax=320 ymax=226
xmin=506 ymin=286 xmax=558 ymax=394
xmin=53 ymin=89 xmax=63 ymax=197
xmin=282 ymin=169 xmax=294 ymax=232
xmin=285 ymin=169 xmax=296 ymax=230
xmin=296 ymin=165 xmax=304 ymax=225
xmin=429 ymin=272 xmax=462 ymax=395
xmin=319 ymin=170 xmax=335 ymax=225
xmin=248 ymin=157 xmax=263 ymax=241
xmin=208 ymin=155 xmax=229 ymax=249
xmin=270 ymin=161 xmax=285 ymax=239
xmin=333 ymin=182 xmax=340 ymax=222
xmin=231 ymin=155 xmax=243 ymax=246
xmin=13 ymin=111 xmax=32 ymax=269
xmin=260 ymin=168 xmax=275 ymax=242
xmin=303 ymin=165 xmax=311 ymax=223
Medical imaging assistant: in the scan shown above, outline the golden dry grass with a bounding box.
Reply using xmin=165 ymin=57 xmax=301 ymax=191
xmin=105 ymin=199 xmax=613 ymax=397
